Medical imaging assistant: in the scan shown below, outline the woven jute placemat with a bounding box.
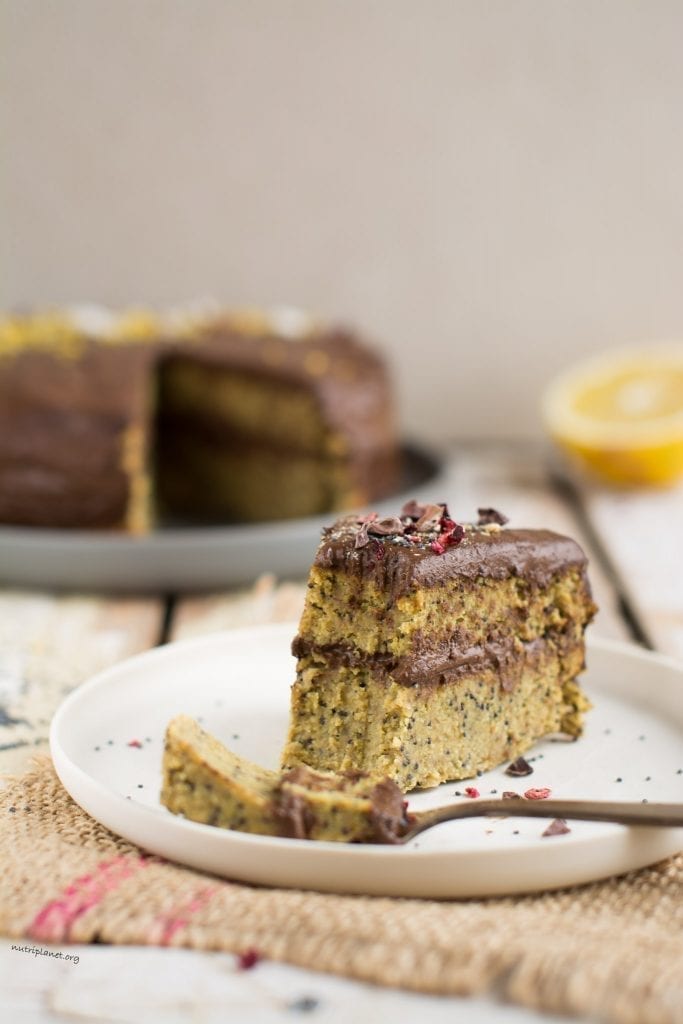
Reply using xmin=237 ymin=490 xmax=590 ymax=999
xmin=2 ymin=759 xmax=683 ymax=1023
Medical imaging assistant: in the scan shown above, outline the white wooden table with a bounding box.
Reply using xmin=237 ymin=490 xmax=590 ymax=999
xmin=2 ymin=442 xmax=681 ymax=1024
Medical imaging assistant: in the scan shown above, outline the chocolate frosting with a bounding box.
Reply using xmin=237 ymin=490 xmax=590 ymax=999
xmin=0 ymin=343 xmax=153 ymax=527
xmin=185 ymin=326 xmax=396 ymax=458
xmin=315 ymin=520 xmax=589 ymax=597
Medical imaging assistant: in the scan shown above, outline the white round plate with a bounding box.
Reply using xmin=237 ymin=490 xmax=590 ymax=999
xmin=50 ymin=625 xmax=683 ymax=898
xmin=0 ymin=444 xmax=445 ymax=593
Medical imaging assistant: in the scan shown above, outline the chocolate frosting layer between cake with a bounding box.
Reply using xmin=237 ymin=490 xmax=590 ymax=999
xmin=293 ymin=631 xmax=578 ymax=691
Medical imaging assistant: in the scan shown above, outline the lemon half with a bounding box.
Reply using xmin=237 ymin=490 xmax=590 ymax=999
xmin=541 ymin=344 xmax=683 ymax=487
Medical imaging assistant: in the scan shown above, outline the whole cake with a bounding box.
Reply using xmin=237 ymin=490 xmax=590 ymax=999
xmin=0 ymin=307 xmax=397 ymax=529
xmin=282 ymin=502 xmax=597 ymax=790
xmin=161 ymin=714 xmax=409 ymax=843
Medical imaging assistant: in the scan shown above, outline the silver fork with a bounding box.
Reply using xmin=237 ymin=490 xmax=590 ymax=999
xmin=400 ymin=797 xmax=683 ymax=842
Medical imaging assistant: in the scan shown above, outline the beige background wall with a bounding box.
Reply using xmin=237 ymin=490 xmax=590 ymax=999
xmin=3 ymin=0 xmax=683 ymax=440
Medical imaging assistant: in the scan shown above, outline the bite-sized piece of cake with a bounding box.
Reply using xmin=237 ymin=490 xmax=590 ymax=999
xmin=282 ymin=503 xmax=597 ymax=790
xmin=0 ymin=307 xmax=398 ymax=530
xmin=275 ymin=764 xmax=408 ymax=843
xmin=161 ymin=715 xmax=409 ymax=843
xmin=162 ymin=714 xmax=281 ymax=836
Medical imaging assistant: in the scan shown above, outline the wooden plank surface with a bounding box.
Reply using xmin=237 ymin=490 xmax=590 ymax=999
xmin=170 ymin=573 xmax=306 ymax=643
xmin=0 ymin=592 xmax=164 ymax=775
xmin=575 ymin=481 xmax=683 ymax=660
xmin=0 ymin=944 xmax=547 ymax=1024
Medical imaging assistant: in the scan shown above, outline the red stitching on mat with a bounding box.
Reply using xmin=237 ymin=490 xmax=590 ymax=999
xmin=149 ymin=885 xmax=218 ymax=946
xmin=28 ymin=854 xmax=152 ymax=942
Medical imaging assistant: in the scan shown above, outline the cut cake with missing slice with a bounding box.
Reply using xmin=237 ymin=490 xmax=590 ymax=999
xmin=281 ymin=503 xmax=597 ymax=790
xmin=0 ymin=308 xmax=398 ymax=530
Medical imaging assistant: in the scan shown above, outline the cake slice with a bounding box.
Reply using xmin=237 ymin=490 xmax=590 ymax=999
xmin=161 ymin=715 xmax=408 ymax=843
xmin=281 ymin=503 xmax=597 ymax=790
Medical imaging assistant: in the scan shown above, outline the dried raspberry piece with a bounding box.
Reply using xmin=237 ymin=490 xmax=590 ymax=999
xmin=464 ymin=786 xmax=480 ymax=798
xmin=441 ymin=521 xmax=465 ymax=546
xmin=524 ymin=787 xmax=551 ymax=800
xmin=237 ymin=948 xmax=261 ymax=970
xmin=127 ymin=739 xmax=143 ymax=749
xmin=430 ymin=521 xmax=465 ymax=554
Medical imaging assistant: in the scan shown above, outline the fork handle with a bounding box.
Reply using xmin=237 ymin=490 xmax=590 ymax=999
xmin=409 ymin=798 xmax=683 ymax=838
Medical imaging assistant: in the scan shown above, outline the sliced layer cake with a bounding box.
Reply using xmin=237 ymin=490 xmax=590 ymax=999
xmin=282 ymin=503 xmax=597 ymax=790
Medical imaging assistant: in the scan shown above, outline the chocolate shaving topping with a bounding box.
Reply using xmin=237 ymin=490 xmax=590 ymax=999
xmin=367 ymin=516 xmax=405 ymax=537
xmin=415 ymin=504 xmax=446 ymax=532
xmin=505 ymin=756 xmax=534 ymax=777
xmin=477 ymin=507 xmax=509 ymax=526
xmin=352 ymin=512 xmax=379 ymax=548
xmin=400 ymin=499 xmax=428 ymax=521
xmin=354 ymin=522 xmax=371 ymax=548
xmin=502 ymin=790 xmax=522 ymax=799
xmin=542 ymin=818 xmax=571 ymax=837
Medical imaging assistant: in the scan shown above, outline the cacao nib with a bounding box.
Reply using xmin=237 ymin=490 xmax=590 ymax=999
xmin=400 ymin=499 xmax=428 ymax=520
xmin=542 ymin=818 xmax=571 ymax=837
xmin=351 ymin=512 xmax=380 ymax=549
xmin=505 ymin=756 xmax=533 ymax=777
xmin=477 ymin=507 xmax=509 ymax=526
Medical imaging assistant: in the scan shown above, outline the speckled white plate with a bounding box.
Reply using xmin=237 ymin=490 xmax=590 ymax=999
xmin=0 ymin=444 xmax=445 ymax=593
xmin=50 ymin=625 xmax=683 ymax=898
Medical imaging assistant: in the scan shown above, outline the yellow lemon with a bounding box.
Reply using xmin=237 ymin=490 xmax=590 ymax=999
xmin=541 ymin=344 xmax=683 ymax=487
